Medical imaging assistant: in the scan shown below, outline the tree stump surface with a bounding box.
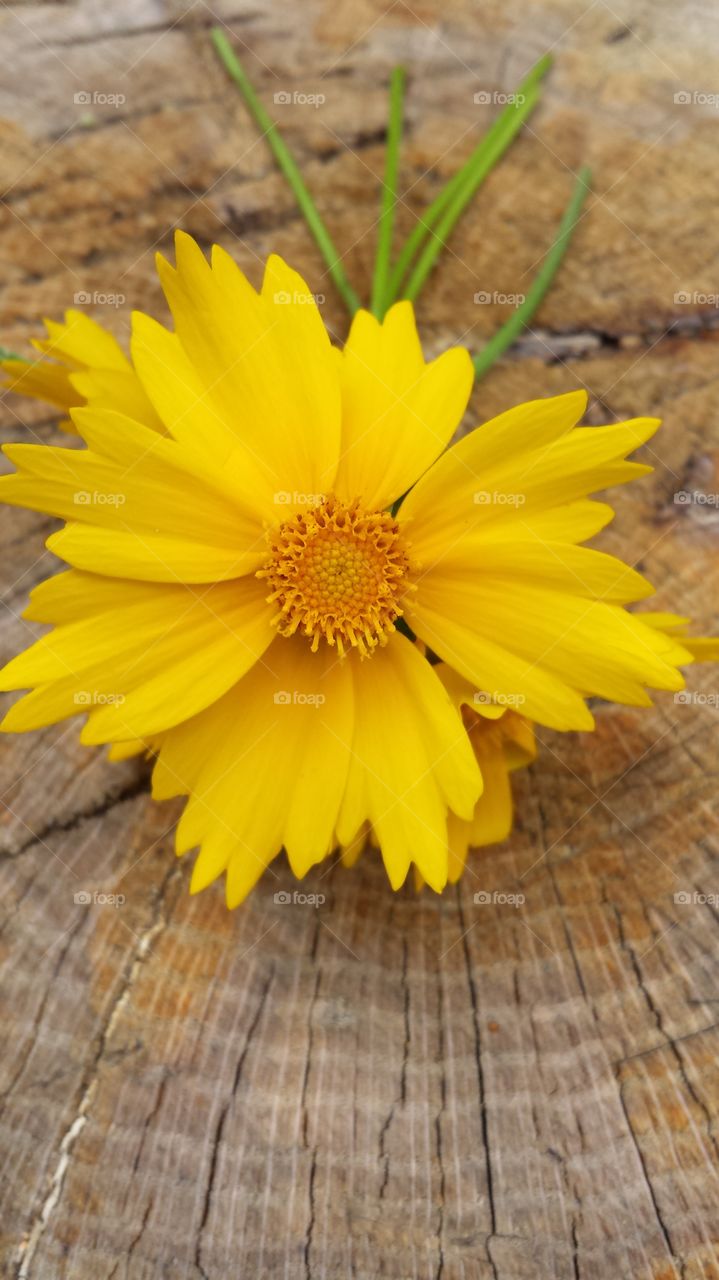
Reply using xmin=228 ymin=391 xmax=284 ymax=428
xmin=1 ymin=2 xmax=719 ymax=1278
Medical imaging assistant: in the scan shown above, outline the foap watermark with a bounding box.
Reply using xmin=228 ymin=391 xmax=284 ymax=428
xmin=474 ymin=690 xmax=526 ymax=709
xmin=274 ymin=490 xmax=325 ymax=506
xmin=274 ymin=690 xmax=326 ymax=707
xmin=273 ymin=90 xmax=325 ymax=109
xmin=674 ymin=890 xmax=719 ymax=906
xmin=274 ymin=289 xmax=325 ymax=306
xmin=74 ymin=90 xmax=126 ymax=108
xmin=273 ymin=889 xmax=325 ymax=906
xmin=473 ymin=490 xmax=526 ymax=507
xmin=74 ymin=691 xmax=126 ymax=707
xmin=474 ymin=890 xmax=525 ymax=907
xmin=674 ymin=489 xmax=719 ymax=507
xmin=674 ymin=290 xmax=719 ymax=307
xmin=674 ymin=90 xmax=719 ymax=108
xmin=74 ymin=290 xmax=125 ymax=308
xmin=474 ymin=290 xmax=525 ymax=306
xmin=74 ymin=490 xmax=126 ymax=506
xmin=674 ymin=691 xmax=719 ymax=707
xmin=74 ymin=890 xmax=126 ymax=907
xmin=474 ymin=90 xmax=526 ymax=106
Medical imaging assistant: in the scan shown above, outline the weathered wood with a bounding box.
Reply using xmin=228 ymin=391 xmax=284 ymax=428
xmin=1 ymin=2 xmax=719 ymax=1277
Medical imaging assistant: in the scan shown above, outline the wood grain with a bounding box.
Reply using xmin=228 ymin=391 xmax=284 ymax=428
xmin=1 ymin=1 xmax=719 ymax=1277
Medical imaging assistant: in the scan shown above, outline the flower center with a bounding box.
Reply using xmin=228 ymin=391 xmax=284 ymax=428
xmin=259 ymin=495 xmax=411 ymax=656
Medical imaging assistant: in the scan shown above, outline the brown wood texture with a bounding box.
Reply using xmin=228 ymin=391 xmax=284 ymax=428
xmin=1 ymin=2 xmax=719 ymax=1277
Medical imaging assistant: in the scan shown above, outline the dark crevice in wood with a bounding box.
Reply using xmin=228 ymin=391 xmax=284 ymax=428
xmin=617 ymin=899 xmax=719 ymax=1170
xmin=130 ymin=1068 xmax=172 ymax=1176
xmin=377 ymin=924 xmax=408 ymax=1201
xmin=615 ymin=1076 xmax=684 ymax=1278
xmin=434 ymin=964 xmax=446 ymax=1280
xmin=13 ymin=858 xmax=181 ymax=1280
xmin=303 ymin=1147 xmax=318 ymax=1280
xmin=505 ymin=313 xmax=719 ymax=365
xmin=457 ymin=890 xmax=498 ymax=1280
xmin=0 ymin=909 xmax=85 ymax=1111
xmin=300 ymin=970 xmax=320 ymax=1149
xmin=193 ymin=967 xmax=274 ymax=1280
xmin=571 ymin=1218 xmax=581 ymax=1279
xmin=1 ymin=768 xmax=150 ymax=860
xmin=106 ymin=1192 xmax=154 ymax=1280
xmin=316 ymin=127 xmax=388 ymax=163
xmin=49 ymin=11 xmax=263 ymax=46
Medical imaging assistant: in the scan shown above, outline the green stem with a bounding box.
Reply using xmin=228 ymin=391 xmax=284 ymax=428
xmin=472 ymin=165 xmax=591 ymax=381
xmin=387 ymin=54 xmax=551 ymax=307
xmin=211 ymin=28 xmax=362 ymax=315
xmin=384 ymin=165 xmax=469 ymax=305
xmin=371 ymin=66 xmax=406 ymax=319
xmin=0 ymin=347 xmax=22 ymax=361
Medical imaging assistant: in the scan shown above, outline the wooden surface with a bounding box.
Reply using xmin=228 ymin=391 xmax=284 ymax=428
xmin=1 ymin=1 xmax=719 ymax=1277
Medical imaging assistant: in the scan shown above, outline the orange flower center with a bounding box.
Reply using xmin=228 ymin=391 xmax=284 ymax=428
xmin=259 ymin=495 xmax=412 ymax=656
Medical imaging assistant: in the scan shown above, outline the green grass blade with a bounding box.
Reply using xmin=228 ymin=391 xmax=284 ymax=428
xmin=211 ymin=28 xmax=362 ymax=315
xmin=386 ymin=54 xmax=552 ymax=307
xmin=472 ymin=166 xmax=591 ymax=381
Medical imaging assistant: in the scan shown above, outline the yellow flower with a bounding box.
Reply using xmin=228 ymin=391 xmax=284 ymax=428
xmin=0 ymin=233 xmax=699 ymax=904
xmin=2 ymin=310 xmax=161 ymax=432
xmin=339 ymin=672 xmax=536 ymax=890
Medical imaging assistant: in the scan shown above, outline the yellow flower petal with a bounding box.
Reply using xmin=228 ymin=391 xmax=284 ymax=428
xmin=333 ymin=301 xmax=474 ymax=509
xmin=3 ymin=310 xmax=161 ymax=435
xmin=155 ymin=233 xmax=341 ymax=501
xmin=406 ymin=575 xmax=690 ymax=729
xmin=399 ymin=397 xmax=657 ymax=566
xmin=155 ymin=636 xmax=353 ymax=904
xmin=1 ymin=576 xmax=274 ymax=739
xmin=1 ymin=409 xmax=267 ymax=582
xmin=335 ymin=635 xmax=482 ymax=892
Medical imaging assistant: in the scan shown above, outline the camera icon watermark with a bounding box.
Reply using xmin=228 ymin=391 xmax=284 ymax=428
xmin=273 ymin=490 xmax=325 ymax=506
xmin=273 ymin=690 xmax=326 ymax=707
xmin=273 ymin=889 xmax=326 ymax=906
xmin=474 ymin=290 xmax=525 ymax=306
xmin=674 ymin=290 xmax=719 ymax=307
xmin=73 ymin=691 xmax=126 ymax=707
xmin=473 ymin=890 xmax=525 ymax=907
xmin=74 ymin=890 xmax=126 ymax=907
xmin=674 ymin=690 xmax=718 ymax=707
xmin=273 ymin=90 xmax=326 ymax=109
xmin=674 ymin=489 xmax=719 ymax=507
xmin=473 ymin=690 xmax=526 ymax=708
xmin=73 ymin=90 xmax=126 ymax=108
xmin=473 ymin=91 xmax=525 ymax=106
xmin=73 ymin=290 xmax=125 ymax=308
xmin=673 ymin=90 xmax=719 ymax=108
xmin=674 ymin=889 xmax=719 ymax=905
xmin=273 ymin=290 xmax=325 ymax=306
xmin=74 ymin=490 xmax=126 ymax=506
xmin=473 ymin=490 xmax=526 ymax=507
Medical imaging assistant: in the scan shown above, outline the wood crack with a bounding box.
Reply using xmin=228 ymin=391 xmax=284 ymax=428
xmin=378 ymin=928 xmax=409 ymax=1201
xmin=615 ymin=900 xmax=719 ymax=1170
xmin=304 ymin=1147 xmax=318 ymax=1280
xmin=0 ymin=910 xmax=85 ymax=1111
xmin=13 ymin=859 xmax=180 ymax=1280
xmin=434 ymin=963 xmax=446 ymax=1280
xmin=1 ymin=770 xmax=150 ymax=860
xmin=457 ymin=890 xmax=498 ymax=1280
xmin=507 ymin=312 xmax=719 ymax=364
xmin=193 ymin=967 xmax=274 ymax=1280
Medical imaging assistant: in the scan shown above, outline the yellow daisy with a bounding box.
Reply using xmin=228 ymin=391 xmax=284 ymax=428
xmin=339 ymin=673 xmax=536 ymax=890
xmin=2 ymin=310 xmax=161 ymax=433
xmin=0 ymin=232 xmax=699 ymax=904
